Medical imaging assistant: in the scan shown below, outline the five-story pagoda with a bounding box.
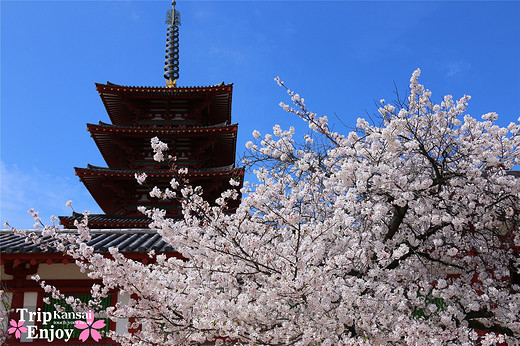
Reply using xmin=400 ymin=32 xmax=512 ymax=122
xmin=60 ymin=1 xmax=243 ymax=229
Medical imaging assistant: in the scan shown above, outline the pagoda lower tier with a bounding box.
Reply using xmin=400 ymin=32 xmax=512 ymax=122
xmin=69 ymin=164 xmax=244 ymax=222
xmin=87 ymin=122 xmax=238 ymax=170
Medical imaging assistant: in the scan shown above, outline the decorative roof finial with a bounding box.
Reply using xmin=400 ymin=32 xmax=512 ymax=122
xmin=164 ymin=1 xmax=180 ymax=88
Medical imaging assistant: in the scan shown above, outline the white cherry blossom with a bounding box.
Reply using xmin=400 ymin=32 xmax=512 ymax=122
xmin=11 ymin=70 xmax=520 ymax=345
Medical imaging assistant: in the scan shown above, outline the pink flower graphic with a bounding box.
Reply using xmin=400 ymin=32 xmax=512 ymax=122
xmin=74 ymin=311 xmax=105 ymax=342
xmin=8 ymin=319 xmax=27 ymax=339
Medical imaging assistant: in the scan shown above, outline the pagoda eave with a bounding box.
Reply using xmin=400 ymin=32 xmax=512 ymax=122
xmin=95 ymin=82 xmax=233 ymax=94
xmin=75 ymin=165 xmax=244 ymax=179
xmin=59 ymin=213 xmax=154 ymax=229
xmin=87 ymin=122 xmax=238 ymax=136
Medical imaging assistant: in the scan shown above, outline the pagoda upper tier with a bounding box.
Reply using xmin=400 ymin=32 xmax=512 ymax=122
xmin=96 ymin=82 xmax=233 ymax=127
xmin=88 ymin=121 xmax=238 ymax=170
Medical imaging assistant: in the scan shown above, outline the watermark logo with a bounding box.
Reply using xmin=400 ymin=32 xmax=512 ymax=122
xmin=8 ymin=308 xmax=105 ymax=343
xmin=75 ymin=311 xmax=106 ymax=342
xmin=8 ymin=319 xmax=27 ymax=339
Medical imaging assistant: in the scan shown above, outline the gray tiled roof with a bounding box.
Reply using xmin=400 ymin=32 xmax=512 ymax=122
xmin=0 ymin=229 xmax=175 ymax=254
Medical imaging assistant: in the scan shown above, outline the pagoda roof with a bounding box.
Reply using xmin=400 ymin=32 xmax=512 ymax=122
xmin=76 ymin=164 xmax=243 ymax=176
xmin=87 ymin=122 xmax=239 ymax=169
xmin=95 ymin=82 xmax=233 ymax=126
xmin=99 ymin=81 xmax=231 ymax=90
xmin=87 ymin=121 xmax=238 ymax=135
xmin=0 ymin=229 xmax=175 ymax=254
xmin=60 ymin=213 xmax=153 ymax=229
xmin=75 ymin=164 xmax=244 ymax=215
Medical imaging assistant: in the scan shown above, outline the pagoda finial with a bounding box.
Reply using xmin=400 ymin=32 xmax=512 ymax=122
xmin=164 ymin=1 xmax=180 ymax=88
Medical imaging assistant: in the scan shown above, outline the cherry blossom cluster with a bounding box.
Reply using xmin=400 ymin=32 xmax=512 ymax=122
xmin=9 ymin=69 xmax=520 ymax=345
xmin=151 ymin=136 xmax=169 ymax=162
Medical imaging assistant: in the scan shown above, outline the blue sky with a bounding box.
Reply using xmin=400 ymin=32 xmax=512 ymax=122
xmin=1 ymin=0 xmax=519 ymax=228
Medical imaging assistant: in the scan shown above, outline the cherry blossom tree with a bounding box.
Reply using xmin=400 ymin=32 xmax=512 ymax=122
xmin=9 ymin=69 xmax=520 ymax=345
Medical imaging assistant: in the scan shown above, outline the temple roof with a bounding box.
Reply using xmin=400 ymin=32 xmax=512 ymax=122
xmin=95 ymin=82 xmax=233 ymax=127
xmin=0 ymin=229 xmax=175 ymax=254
